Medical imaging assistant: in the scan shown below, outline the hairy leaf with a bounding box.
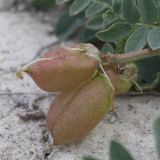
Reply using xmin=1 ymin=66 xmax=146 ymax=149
xmin=85 ymin=2 xmax=107 ymax=17
xmin=110 ymin=141 xmax=134 ymax=160
xmin=137 ymin=0 xmax=157 ymax=24
xmin=121 ymin=0 xmax=139 ymax=23
xmin=87 ymin=15 xmax=104 ymax=30
xmin=83 ymin=156 xmax=99 ymax=160
xmin=96 ymin=22 xmax=131 ymax=42
xmin=79 ymin=29 xmax=97 ymax=42
xmin=70 ymin=0 xmax=92 ymax=15
xmin=148 ymin=28 xmax=160 ymax=50
xmin=156 ymin=0 xmax=160 ymax=22
xmin=141 ymin=72 xmax=160 ymax=90
xmin=56 ymin=0 xmax=70 ymax=4
xmin=112 ymin=0 xmax=122 ymax=16
xmin=54 ymin=11 xmax=85 ymax=40
xmin=154 ymin=117 xmax=160 ymax=159
xmin=101 ymin=43 xmax=114 ymax=53
xmin=125 ymin=27 xmax=149 ymax=52
xmin=137 ymin=56 xmax=160 ymax=83
xmin=32 ymin=0 xmax=55 ymax=10
xmin=103 ymin=10 xmax=118 ymax=27
xmin=93 ymin=0 xmax=112 ymax=5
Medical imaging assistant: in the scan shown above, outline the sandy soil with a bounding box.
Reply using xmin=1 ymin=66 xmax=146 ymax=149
xmin=0 ymin=1 xmax=160 ymax=160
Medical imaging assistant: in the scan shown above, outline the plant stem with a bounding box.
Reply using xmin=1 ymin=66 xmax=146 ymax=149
xmin=101 ymin=48 xmax=160 ymax=64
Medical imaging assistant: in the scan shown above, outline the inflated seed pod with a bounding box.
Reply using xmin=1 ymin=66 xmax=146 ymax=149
xmin=47 ymin=73 xmax=114 ymax=145
xmin=106 ymin=69 xmax=132 ymax=95
xmin=16 ymin=43 xmax=100 ymax=92
xmin=104 ymin=63 xmax=138 ymax=95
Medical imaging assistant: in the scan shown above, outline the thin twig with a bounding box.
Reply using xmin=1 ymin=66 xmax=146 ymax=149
xmin=101 ymin=48 xmax=160 ymax=64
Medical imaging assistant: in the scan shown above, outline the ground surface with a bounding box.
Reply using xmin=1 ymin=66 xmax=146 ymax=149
xmin=0 ymin=1 xmax=160 ymax=160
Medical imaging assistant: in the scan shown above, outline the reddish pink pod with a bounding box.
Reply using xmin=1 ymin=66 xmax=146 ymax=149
xmin=16 ymin=43 xmax=100 ymax=92
xmin=47 ymin=74 xmax=114 ymax=145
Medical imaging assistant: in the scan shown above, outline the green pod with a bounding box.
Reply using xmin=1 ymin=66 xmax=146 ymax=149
xmin=106 ymin=69 xmax=132 ymax=95
xmin=47 ymin=73 xmax=114 ymax=145
xmin=104 ymin=63 xmax=138 ymax=95
xmin=16 ymin=43 xmax=100 ymax=92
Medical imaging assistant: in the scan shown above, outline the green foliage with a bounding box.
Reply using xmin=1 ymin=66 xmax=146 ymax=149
xmin=154 ymin=117 xmax=160 ymax=159
xmin=55 ymin=0 xmax=160 ymax=91
xmin=125 ymin=27 xmax=149 ymax=52
xmin=70 ymin=0 xmax=92 ymax=15
xmin=115 ymin=36 xmax=128 ymax=53
xmin=121 ymin=0 xmax=139 ymax=24
xmin=93 ymin=0 xmax=112 ymax=5
xmin=54 ymin=11 xmax=85 ymax=40
xmin=101 ymin=43 xmax=114 ymax=53
xmin=32 ymin=0 xmax=55 ymax=10
xmin=85 ymin=2 xmax=107 ymax=17
xmin=137 ymin=56 xmax=160 ymax=86
xmin=140 ymin=72 xmax=160 ymax=90
xmin=56 ymin=0 xmax=70 ymax=4
xmin=55 ymin=0 xmax=160 ymax=51
xmin=83 ymin=156 xmax=99 ymax=160
xmin=112 ymin=0 xmax=122 ymax=16
xmin=148 ymin=28 xmax=160 ymax=50
xmin=110 ymin=141 xmax=134 ymax=160
xmin=79 ymin=29 xmax=97 ymax=42
xmin=103 ymin=10 xmax=118 ymax=27
xmin=96 ymin=22 xmax=131 ymax=42
xmin=137 ymin=0 xmax=157 ymax=24
xmin=87 ymin=15 xmax=104 ymax=30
